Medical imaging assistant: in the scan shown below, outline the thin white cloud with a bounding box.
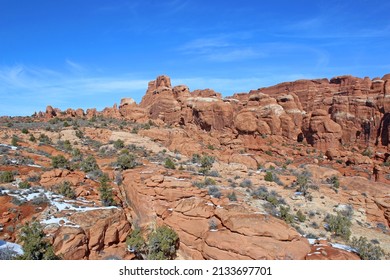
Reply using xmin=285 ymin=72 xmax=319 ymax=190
xmin=0 ymin=64 xmax=150 ymax=116
xmin=65 ymin=59 xmax=86 ymax=73
xmin=178 ymin=34 xmax=264 ymax=62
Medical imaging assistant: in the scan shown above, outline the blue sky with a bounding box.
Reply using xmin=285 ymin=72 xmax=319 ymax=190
xmin=1 ymin=0 xmax=390 ymax=116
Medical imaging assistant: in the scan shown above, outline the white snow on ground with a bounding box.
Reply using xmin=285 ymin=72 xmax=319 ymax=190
xmin=0 ymin=144 xmax=18 ymax=151
xmin=331 ymin=243 xmax=357 ymax=253
xmin=0 ymin=240 xmax=23 ymax=255
xmin=27 ymin=164 xmax=42 ymax=168
xmin=41 ymin=217 xmax=80 ymax=228
xmin=1 ymin=187 xmax=117 ymax=227
xmin=306 ymin=238 xmax=358 ymax=253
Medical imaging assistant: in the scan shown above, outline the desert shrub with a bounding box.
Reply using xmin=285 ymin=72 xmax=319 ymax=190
xmin=239 ymin=179 xmax=253 ymax=188
xmin=350 ymin=236 xmax=385 ymax=260
xmin=296 ymin=210 xmax=306 ymax=222
xmin=31 ymin=194 xmax=49 ymax=205
xmin=208 ymin=186 xmax=221 ymax=198
xmin=11 ymin=135 xmax=19 ymax=146
xmin=51 ymin=155 xmax=70 ymax=169
xmin=29 ymin=134 xmax=36 ymax=142
xmin=80 ymin=155 xmax=99 ymax=173
xmin=147 ymin=226 xmax=178 ymax=260
xmin=192 ymin=177 xmax=216 ymax=188
xmin=75 ymin=129 xmax=84 ymax=139
xmin=209 ymin=219 xmax=218 ymax=230
xmin=192 ymin=153 xmax=201 ymax=164
xmin=27 ymin=174 xmax=41 ymax=182
xmin=296 ymin=174 xmax=308 ymax=192
xmin=164 ymin=158 xmax=176 ymax=170
xmin=207 ymin=144 xmax=215 ymax=150
xmin=17 ymin=221 xmax=60 ymax=260
xmin=57 ymin=140 xmax=72 ymax=152
xmin=362 ymin=148 xmax=373 ymax=157
xmin=56 ymin=181 xmax=76 ymax=199
xmin=0 ymin=171 xmax=14 ymax=183
xmin=279 ymin=205 xmax=294 ymax=224
xmin=126 ymin=228 xmax=146 ymax=255
xmin=337 ymin=204 xmax=354 ymax=218
xmin=116 ymin=153 xmax=138 ymax=170
xmin=264 ymin=171 xmax=273 ymax=182
xmin=326 ymin=175 xmax=340 ymax=192
xmin=208 ymin=170 xmax=220 ymax=177
xmin=113 ymin=139 xmax=125 ymax=149
xmin=71 ymin=148 xmax=82 ymax=162
xmin=199 ymin=155 xmax=215 ymax=175
xmin=324 ymin=213 xmax=351 ymax=240
xmin=227 ymin=191 xmax=237 ymax=201
xmin=21 ymin=128 xmax=29 ymax=134
xmin=38 ymin=133 xmax=51 ymax=144
xmin=98 ymin=174 xmax=115 ymax=206
xmin=18 ymin=181 xmax=31 ymax=189
xmin=251 ymin=186 xmax=284 ymax=206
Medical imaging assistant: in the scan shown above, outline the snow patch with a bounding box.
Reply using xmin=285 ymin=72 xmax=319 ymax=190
xmin=0 ymin=240 xmax=23 ymax=255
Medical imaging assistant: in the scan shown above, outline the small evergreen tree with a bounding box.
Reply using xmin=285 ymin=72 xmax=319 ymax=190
xmin=0 ymin=171 xmax=14 ymax=183
xmin=51 ymin=155 xmax=70 ymax=169
xmin=98 ymin=174 xmax=115 ymax=206
xmin=325 ymin=213 xmax=351 ymax=241
xmin=350 ymin=236 xmax=384 ymax=260
xmin=57 ymin=181 xmax=76 ymax=199
xmin=113 ymin=139 xmax=125 ymax=149
xmin=17 ymin=221 xmax=60 ymax=260
xmin=164 ymin=158 xmax=176 ymax=169
xmin=264 ymin=171 xmax=273 ymax=182
xmin=116 ymin=153 xmax=137 ymax=170
xmin=147 ymin=226 xmax=179 ymax=260
xmin=80 ymin=155 xmax=99 ymax=173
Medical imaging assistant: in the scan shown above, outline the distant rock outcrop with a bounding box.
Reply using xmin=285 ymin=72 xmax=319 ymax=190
xmin=39 ymin=73 xmax=390 ymax=150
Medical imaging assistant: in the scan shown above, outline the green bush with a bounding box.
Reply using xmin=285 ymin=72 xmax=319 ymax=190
xmin=21 ymin=128 xmax=29 ymax=134
xmin=51 ymin=155 xmax=70 ymax=169
xmin=80 ymin=155 xmax=99 ymax=173
xmin=199 ymin=155 xmax=215 ymax=174
xmin=147 ymin=226 xmax=179 ymax=260
xmin=127 ymin=226 xmax=179 ymax=260
xmin=239 ymin=179 xmax=253 ymax=188
xmin=116 ymin=153 xmax=137 ymax=170
xmin=18 ymin=181 xmax=31 ymax=189
xmin=227 ymin=191 xmax=237 ymax=201
xmin=113 ymin=139 xmax=125 ymax=149
xmin=17 ymin=221 xmax=60 ymax=260
xmin=126 ymin=228 xmax=146 ymax=256
xmin=38 ymin=133 xmax=51 ymax=144
xmin=208 ymin=186 xmax=221 ymax=198
xmin=350 ymin=236 xmax=385 ymax=260
xmin=164 ymin=158 xmax=176 ymax=169
xmin=296 ymin=210 xmax=306 ymax=222
xmin=264 ymin=171 xmax=273 ymax=182
xmin=325 ymin=213 xmax=351 ymax=240
xmin=56 ymin=181 xmax=76 ymax=199
xmin=11 ymin=135 xmax=19 ymax=146
xmin=29 ymin=134 xmax=36 ymax=142
xmin=0 ymin=171 xmax=14 ymax=183
xmin=99 ymin=174 xmax=115 ymax=206
xmin=279 ymin=205 xmax=294 ymax=224
xmin=362 ymin=148 xmax=373 ymax=157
